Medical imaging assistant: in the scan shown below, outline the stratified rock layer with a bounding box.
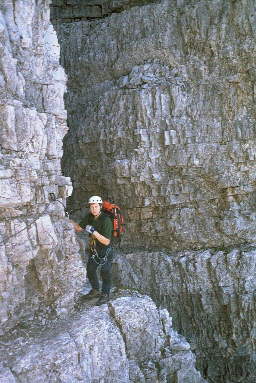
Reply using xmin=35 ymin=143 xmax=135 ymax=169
xmin=55 ymin=0 xmax=256 ymax=252
xmin=0 ymin=295 xmax=206 ymax=383
xmin=113 ymin=247 xmax=256 ymax=382
xmin=0 ymin=0 xmax=86 ymax=334
xmin=52 ymin=2 xmax=256 ymax=380
xmin=0 ymin=1 xmax=206 ymax=382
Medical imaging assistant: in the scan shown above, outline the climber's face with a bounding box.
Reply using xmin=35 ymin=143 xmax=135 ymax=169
xmin=89 ymin=203 xmax=101 ymax=217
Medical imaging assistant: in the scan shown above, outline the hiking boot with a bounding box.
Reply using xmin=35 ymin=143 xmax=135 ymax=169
xmin=96 ymin=293 xmax=110 ymax=306
xmin=82 ymin=288 xmax=101 ymax=300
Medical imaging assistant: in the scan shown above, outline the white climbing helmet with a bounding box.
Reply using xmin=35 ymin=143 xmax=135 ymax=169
xmin=88 ymin=195 xmax=103 ymax=204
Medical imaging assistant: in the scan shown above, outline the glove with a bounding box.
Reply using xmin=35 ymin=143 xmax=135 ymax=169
xmin=85 ymin=225 xmax=95 ymax=234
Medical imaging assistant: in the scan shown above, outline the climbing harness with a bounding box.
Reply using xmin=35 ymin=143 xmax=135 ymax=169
xmin=90 ymin=246 xmax=112 ymax=266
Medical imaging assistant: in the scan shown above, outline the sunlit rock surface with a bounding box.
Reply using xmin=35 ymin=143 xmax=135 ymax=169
xmin=0 ymin=0 xmax=86 ymax=334
xmin=0 ymin=295 xmax=206 ymax=383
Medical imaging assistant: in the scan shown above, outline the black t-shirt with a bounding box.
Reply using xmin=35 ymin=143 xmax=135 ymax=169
xmin=79 ymin=212 xmax=112 ymax=253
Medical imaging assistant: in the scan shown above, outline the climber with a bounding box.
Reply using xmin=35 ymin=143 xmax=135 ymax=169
xmin=72 ymin=196 xmax=114 ymax=306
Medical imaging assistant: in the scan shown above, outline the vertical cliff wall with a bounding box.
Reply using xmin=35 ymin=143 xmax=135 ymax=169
xmin=53 ymin=0 xmax=256 ymax=252
xmin=114 ymin=246 xmax=256 ymax=382
xmin=0 ymin=1 xmax=207 ymax=382
xmin=0 ymin=0 xmax=86 ymax=334
xmin=1 ymin=0 xmax=255 ymax=381
xmin=52 ymin=1 xmax=256 ymax=382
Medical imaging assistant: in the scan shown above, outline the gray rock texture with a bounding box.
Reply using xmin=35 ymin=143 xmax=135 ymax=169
xmin=113 ymin=246 xmax=256 ymax=382
xmin=0 ymin=1 xmax=205 ymax=382
xmin=2 ymin=0 xmax=256 ymax=381
xmin=0 ymin=0 xmax=86 ymax=334
xmin=51 ymin=1 xmax=256 ymax=381
xmin=51 ymin=0 xmax=160 ymax=23
xmin=0 ymin=295 xmax=206 ymax=383
xmin=54 ymin=0 xmax=256 ymax=253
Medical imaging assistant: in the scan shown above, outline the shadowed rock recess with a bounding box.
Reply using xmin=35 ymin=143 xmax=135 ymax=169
xmin=51 ymin=0 xmax=256 ymax=382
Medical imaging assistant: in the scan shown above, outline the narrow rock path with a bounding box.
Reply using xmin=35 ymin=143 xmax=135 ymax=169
xmin=0 ymin=291 xmax=207 ymax=383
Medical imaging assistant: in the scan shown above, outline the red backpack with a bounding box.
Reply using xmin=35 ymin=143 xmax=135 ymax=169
xmin=102 ymin=201 xmax=125 ymax=238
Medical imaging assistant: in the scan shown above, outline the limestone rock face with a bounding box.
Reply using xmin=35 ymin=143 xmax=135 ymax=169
xmin=0 ymin=0 xmax=86 ymax=334
xmin=0 ymin=295 xmax=206 ymax=383
xmin=51 ymin=1 xmax=256 ymax=381
xmin=55 ymin=0 xmax=256 ymax=252
xmin=1 ymin=0 xmax=256 ymax=381
xmin=0 ymin=2 xmax=205 ymax=382
xmin=113 ymin=247 xmax=256 ymax=382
